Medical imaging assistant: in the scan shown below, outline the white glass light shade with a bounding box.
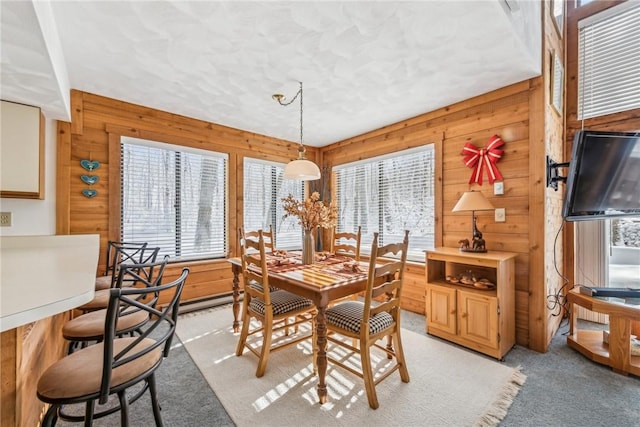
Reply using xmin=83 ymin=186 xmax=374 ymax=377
xmin=452 ymin=191 xmax=494 ymax=212
xmin=283 ymin=159 xmax=321 ymax=181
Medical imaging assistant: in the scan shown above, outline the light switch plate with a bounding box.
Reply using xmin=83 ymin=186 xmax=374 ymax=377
xmin=494 ymin=182 xmax=504 ymax=195
xmin=495 ymin=208 xmax=506 ymax=222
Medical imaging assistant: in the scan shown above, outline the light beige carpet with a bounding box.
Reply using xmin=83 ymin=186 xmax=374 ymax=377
xmin=175 ymin=307 xmax=525 ymax=427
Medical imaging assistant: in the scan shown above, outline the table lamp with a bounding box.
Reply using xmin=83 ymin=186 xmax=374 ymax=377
xmin=452 ymin=190 xmax=494 ymax=253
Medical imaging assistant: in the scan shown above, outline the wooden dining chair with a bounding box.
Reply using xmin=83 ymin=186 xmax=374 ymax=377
xmin=244 ymin=225 xmax=275 ymax=253
xmin=94 ymin=241 xmax=153 ymax=291
xmin=236 ymin=228 xmax=316 ymax=377
xmin=80 ymin=245 xmax=161 ymax=312
xmin=325 ymin=230 xmax=410 ymax=409
xmin=63 ymin=257 xmax=169 ymax=354
xmin=329 ymin=226 xmax=362 ymax=306
xmin=37 ymin=267 xmax=189 ymax=426
xmin=330 ymin=226 xmax=362 ymax=261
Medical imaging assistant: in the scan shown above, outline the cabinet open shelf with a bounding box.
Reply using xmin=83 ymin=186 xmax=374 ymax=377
xmin=424 ymin=247 xmax=517 ymax=360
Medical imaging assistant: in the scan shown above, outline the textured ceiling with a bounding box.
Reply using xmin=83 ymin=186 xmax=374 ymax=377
xmin=1 ymin=1 xmax=541 ymax=147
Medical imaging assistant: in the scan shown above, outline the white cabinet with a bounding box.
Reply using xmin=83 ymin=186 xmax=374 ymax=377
xmin=1 ymin=100 xmax=44 ymax=199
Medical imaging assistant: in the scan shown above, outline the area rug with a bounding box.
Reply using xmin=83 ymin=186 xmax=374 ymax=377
xmin=175 ymin=307 xmax=525 ymax=427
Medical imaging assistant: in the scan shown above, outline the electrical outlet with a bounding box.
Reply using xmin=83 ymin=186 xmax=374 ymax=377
xmin=495 ymin=208 xmax=506 ymax=222
xmin=0 ymin=212 xmax=12 ymax=227
xmin=494 ymin=182 xmax=504 ymax=195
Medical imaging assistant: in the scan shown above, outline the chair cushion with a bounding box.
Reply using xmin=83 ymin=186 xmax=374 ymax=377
xmin=248 ymin=280 xmax=279 ymax=293
xmin=249 ymin=290 xmax=313 ymax=315
xmin=37 ymin=337 xmax=162 ymax=401
xmin=94 ymin=275 xmax=113 ymax=290
xmin=326 ymin=301 xmax=393 ymax=334
xmin=63 ymin=308 xmax=150 ymax=340
xmin=78 ymin=289 xmax=110 ymax=311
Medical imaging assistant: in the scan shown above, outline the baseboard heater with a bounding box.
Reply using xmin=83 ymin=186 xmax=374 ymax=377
xmin=176 ymin=292 xmax=238 ymax=314
xmin=579 ymin=285 xmax=640 ymax=298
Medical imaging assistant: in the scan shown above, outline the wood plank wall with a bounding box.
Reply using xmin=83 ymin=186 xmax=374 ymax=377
xmin=59 ymin=73 xmax=565 ymax=351
xmin=0 ymin=314 xmax=70 ymax=426
xmin=57 ymin=90 xmax=314 ymax=305
xmin=321 ymin=80 xmax=538 ymax=347
xmin=54 ymin=63 xmax=582 ymax=355
xmin=540 ymin=0 xmax=566 ymax=351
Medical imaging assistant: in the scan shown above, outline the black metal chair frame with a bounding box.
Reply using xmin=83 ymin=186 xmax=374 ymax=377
xmin=39 ymin=266 xmax=189 ymax=426
xmin=66 ymin=257 xmax=169 ymax=354
xmin=97 ymin=241 xmax=162 ymax=290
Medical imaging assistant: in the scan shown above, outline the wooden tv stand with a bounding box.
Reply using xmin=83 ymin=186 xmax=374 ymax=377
xmin=567 ymin=288 xmax=640 ymax=376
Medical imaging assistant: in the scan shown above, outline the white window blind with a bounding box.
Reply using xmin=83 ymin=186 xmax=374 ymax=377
xmin=121 ymin=138 xmax=227 ymax=261
xmin=243 ymin=158 xmax=304 ymax=250
xmin=334 ymin=145 xmax=435 ymax=261
xmin=578 ymin=2 xmax=640 ymax=120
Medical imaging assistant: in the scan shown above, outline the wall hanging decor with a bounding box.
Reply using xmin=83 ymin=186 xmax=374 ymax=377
xmin=80 ymin=174 xmax=99 ymax=185
xmin=80 ymin=159 xmax=100 ymax=198
xmin=461 ymin=135 xmax=505 ymax=185
xmin=82 ymin=189 xmax=97 ymax=198
xmin=80 ymin=159 xmax=100 ymax=172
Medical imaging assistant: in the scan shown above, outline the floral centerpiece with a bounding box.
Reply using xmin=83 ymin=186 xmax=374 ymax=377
xmin=282 ymin=192 xmax=337 ymax=264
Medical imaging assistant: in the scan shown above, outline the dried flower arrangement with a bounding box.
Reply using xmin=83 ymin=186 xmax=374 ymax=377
xmin=282 ymin=192 xmax=338 ymax=231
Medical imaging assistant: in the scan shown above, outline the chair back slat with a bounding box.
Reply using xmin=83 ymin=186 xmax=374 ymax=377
xmin=244 ymin=225 xmax=275 ymax=252
xmin=330 ymin=226 xmax=361 ymax=261
xmin=239 ymin=227 xmax=271 ymax=305
xmin=100 ymin=265 xmax=189 ymax=403
xmin=362 ymin=230 xmax=409 ymax=328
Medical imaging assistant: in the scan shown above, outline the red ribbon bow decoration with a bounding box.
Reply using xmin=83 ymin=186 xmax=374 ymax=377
xmin=461 ymin=135 xmax=505 ymax=185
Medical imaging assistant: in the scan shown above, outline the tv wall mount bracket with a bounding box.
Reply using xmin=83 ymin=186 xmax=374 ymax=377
xmin=546 ymin=156 xmax=570 ymax=191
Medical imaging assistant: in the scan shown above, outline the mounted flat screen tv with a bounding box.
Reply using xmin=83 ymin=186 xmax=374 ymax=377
xmin=563 ymin=130 xmax=640 ymax=221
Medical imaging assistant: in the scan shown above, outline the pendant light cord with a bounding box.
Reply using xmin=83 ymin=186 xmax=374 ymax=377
xmin=273 ymin=82 xmax=305 ymax=150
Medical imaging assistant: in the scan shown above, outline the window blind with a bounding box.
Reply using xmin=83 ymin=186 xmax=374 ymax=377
xmin=121 ymin=138 xmax=227 ymax=261
xmin=243 ymin=158 xmax=303 ymax=250
xmin=578 ymin=2 xmax=640 ymax=120
xmin=334 ymin=145 xmax=435 ymax=261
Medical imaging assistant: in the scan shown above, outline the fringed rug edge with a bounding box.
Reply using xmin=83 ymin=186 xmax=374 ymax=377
xmin=475 ymin=365 xmax=527 ymax=427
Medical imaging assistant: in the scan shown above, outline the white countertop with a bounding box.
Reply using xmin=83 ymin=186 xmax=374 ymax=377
xmin=0 ymin=234 xmax=99 ymax=332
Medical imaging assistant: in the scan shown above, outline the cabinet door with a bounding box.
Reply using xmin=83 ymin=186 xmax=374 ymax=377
xmin=1 ymin=101 xmax=44 ymax=199
xmin=426 ymin=285 xmax=456 ymax=335
xmin=457 ymin=291 xmax=498 ymax=348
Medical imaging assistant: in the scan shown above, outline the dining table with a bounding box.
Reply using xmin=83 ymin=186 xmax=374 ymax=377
xmin=227 ymin=251 xmax=370 ymax=404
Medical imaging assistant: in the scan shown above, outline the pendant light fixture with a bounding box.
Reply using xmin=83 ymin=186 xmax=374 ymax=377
xmin=272 ymin=82 xmax=321 ymax=181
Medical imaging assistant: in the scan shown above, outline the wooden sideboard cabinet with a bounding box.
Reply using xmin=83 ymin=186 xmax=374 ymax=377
xmin=424 ymin=247 xmax=517 ymax=360
xmin=567 ymin=288 xmax=640 ymax=376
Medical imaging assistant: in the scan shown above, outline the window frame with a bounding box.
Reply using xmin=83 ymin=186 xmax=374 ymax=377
xmin=243 ymin=157 xmax=305 ymax=251
xmin=119 ymin=136 xmax=229 ymax=262
xmin=332 ymin=144 xmax=436 ymax=262
xmin=577 ymin=1 xmax=640 ymax=120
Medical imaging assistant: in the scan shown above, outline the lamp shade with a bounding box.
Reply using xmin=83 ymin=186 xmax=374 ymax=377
xmin=452 ymin=191 xmax=494 ymax=212
xmin=283 ymin=159 xmax=321 ymax=180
